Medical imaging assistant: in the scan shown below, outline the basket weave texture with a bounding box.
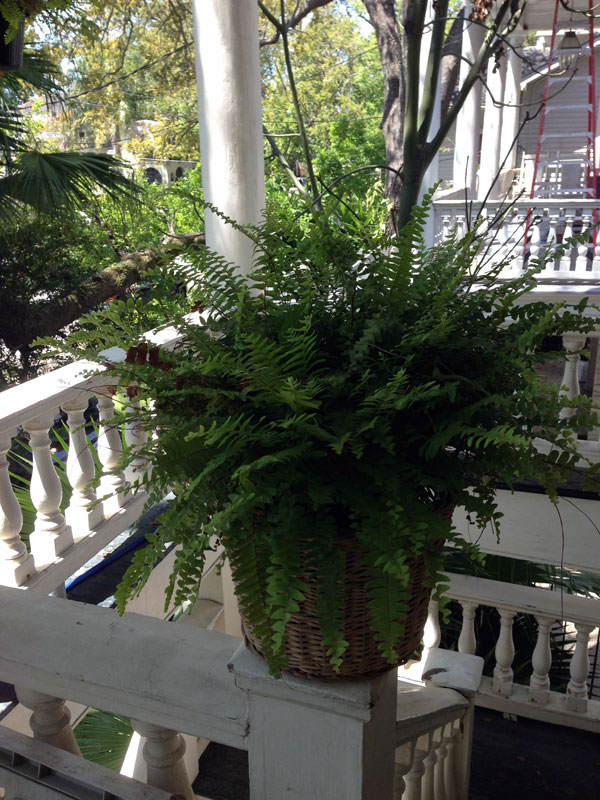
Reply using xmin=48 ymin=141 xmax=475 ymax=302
xmin=242 ymin=527 xmax=445 ymax=681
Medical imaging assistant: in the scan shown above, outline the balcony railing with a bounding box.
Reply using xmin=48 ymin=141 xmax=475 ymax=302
xmin=432 ymin=198 xmax=600 ymax=285
xmin=1 ymin=298 xmax=599 ymax=797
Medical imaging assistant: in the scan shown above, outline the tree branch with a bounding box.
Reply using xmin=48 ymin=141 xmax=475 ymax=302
xmin=1 ymin=234 xmax=206 ymax=351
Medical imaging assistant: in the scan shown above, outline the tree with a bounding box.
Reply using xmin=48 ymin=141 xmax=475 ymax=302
xmin=260 ymin=0 xmax=526 ymax=229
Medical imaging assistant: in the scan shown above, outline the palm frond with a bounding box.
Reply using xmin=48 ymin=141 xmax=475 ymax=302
xmin=0 ymin=151 xmax=139 ymax=217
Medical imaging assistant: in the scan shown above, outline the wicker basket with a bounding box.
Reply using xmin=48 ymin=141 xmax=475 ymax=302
xmin=241 ymin=529 xmax=444 ymax=681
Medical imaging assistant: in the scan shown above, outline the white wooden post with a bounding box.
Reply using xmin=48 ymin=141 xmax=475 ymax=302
xmin=559 ymin=333 xmax=587 ymax=419
xmin=192 ymin=0 xmax=265 ymax=276
xmin=130 ymin=720 xmax=193 ymax=800
xmin=25 ymin=414 xmax=73 ymax=567
xmin=96 ymin=389 xmax=128 ymax=515
xmin=498 ymin=34 xmax=525 ymax=184
xmin=529 ymin=614 xmax=554 ymax=704
xmin=478 ymin=55 xmax=507 ymax=200
xmin=565 ymin=623 xmax=594 ymax=713
xmin=15 ymin=686 xmax=81 ymax=756
xmin=63 ymin=395 xmax=103 ymax=539
xmin=0 ymin=430 xmax=35 ymax=587
xmin=230 ymin=645 xmax=397 ymax=800
xmin=452 ymin=2 xmax=485 ymax=196
xmin=124 ymin=395 xmax=149 ymax=485
xmin=493 ymin=607 xmax=515 ymax=696
xmin=421 ymin=733 xmax=436 ymax=800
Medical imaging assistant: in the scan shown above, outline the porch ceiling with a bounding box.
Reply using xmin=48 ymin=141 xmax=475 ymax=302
xmin=520 ymin=1 xmax=600 ymax=33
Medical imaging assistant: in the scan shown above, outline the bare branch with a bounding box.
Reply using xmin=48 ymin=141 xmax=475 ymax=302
xmin=259 ymin=0 xmax=335 ymax=46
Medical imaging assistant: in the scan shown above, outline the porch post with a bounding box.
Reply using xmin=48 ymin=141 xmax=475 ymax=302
xmin=229 ymin=646 xmax=397 ymax=800
xmin=498 ymin=33 xmax=525 ymax=190
xmin=191 ymin=0 xmax=265 ymax=276
xmin=478 ymin=55 xmax=508 ymax=200
xmin=452 ymin=2 xmax=485 ymax=196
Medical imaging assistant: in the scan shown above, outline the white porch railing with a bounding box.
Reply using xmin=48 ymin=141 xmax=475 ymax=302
xmin=432 ymin=198 xmax=600 ymax=284
xmin=0 ymin=585 xmax=475 ymax=800
xmin=422 ymin=574 xmax=600 ymax=733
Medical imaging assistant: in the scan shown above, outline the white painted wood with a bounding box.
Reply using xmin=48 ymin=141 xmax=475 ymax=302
xmin=422 ymin=600 xmax=441 ymax=652
xmin=420 ymin=649 xmax=483 ymax=696
xmin=192 ymin=0 xmax=265 ymax=276
xmin=479 ymin=56 xmax=507 ymax=200
xmin=566 ymin=623 xmax=594 ymax=713
xmin=124 ymin=397 xmax=149 ymax=484
xmin=442 ymin=722 xmax=457 ymax=800
xmin=393 ymin=739 xmax=415 ymax=799
xmin=230 ymin=645 xmax=397 ymax=800
xmin=421 ymin=733 xmax=436 ymax=800
xmin=0 ymin=430 xmax=35 ymax=587
xmin=457 ymin=601 xmax=477 ymax=655
xmin=453 ymin=489 xmax=600 ymax=574
xmin=96 ymin=389 xmax=128 ymax=515
xmin=131 ymin=720 xmax=193 ymax=800
xmin=452 ymin=3 xmax=485 ymax=195
xmin=402 ymin=745 xmax=425 ymax=800
xmin=220 ymin=556 xmax=242 ymax=638
xmin=559 ymin=333 xmax=587 ymax=419
xmin=446 ymin=573 xmax=600 ymax=631
xmin=62 ymin=396 xmax=103 ymax=538
xmin=493 ymin=608 xmax=515 ymax=696
xmin=529 ymin=614 xmax=554 ymax=704
xmin=474 ymin=676 xmax=600 ymax=732
xmin=498 ymin=33 xmax=525 ymax=179
xmin=0 ymin=586 xmax=247 ymax=748
xmin=15 ymin=686 xmax=81 ymax=756
xmin=22 ymin=492 xmax=148 ymax=594
xmin=24 ymin=414 xmax=73 ymax=568
xmin=433 ymin=728 xmax=448 ymax=800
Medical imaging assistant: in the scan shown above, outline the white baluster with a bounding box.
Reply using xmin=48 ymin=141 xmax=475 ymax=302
xmin=97 ymin=389 xmax=128 ymax=515
xmin=421 ymin=733 xmax=436 ymax=800
xmin=62 ymin=396 xmax=103 ymax=540
xmin=528 ymin=217 xmax=542 ymax=267
xmin=131 ymin=720 xmax=193 ymax=800
xmin=15 ymin=687 xmax=81 ymax=756
xmin=458 ymin=601 xmax=478 ymax=655
xmin=576 ymin=214 xmax=592 ymax=274
xmin=124 ymin=391 xmax=150 ymax=486
xmin=441 ymin=214 xmax=451 ymax=244
xmin=433 ymin=727 xmax=448 ymax=800
xmin=547 ymin=213 xmax=559 ymax=273
xmin=493 ymin=607 xmax=516 ymax=696
xmin=25 ymin=414 xmax=73 ymax=567
xmin=0 ymin=430 xmax=35 ymax=587
xmin=529 ymin=614 xmax=554 ymax=704
xmin=493 ymin=219 xmax=509 ymax=276
xmin=403 ymin=746 xmax=426 ymax=800
xmin=443 ymin=721 xmax=459 ymax=800
xmin=592 ymin=228 xmax=600 ymax=278
xmin=559 ymin=333 xmax=587 ymax=419
xmin=423 ymin=599 xmax=441 ymax=653
xmin=566 ymin=623 xmax=594 ymax=713
xmin=394 ymin=740 xmax=416 ymax=800
xmin=559 ymin=211 xmax=575 ymax=274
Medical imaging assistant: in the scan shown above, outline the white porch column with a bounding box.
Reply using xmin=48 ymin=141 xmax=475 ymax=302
xmin=229 ymin=645 xmax=397 ymax=800
xmin=498 ymin=33 xmax=525 ymax=186
xmin=452 ymin=2 xmax=485 ymax=196
xmin=419 ymin=0 xmax=442 ymax=247
xmin=192 ymin=0 xmax=265 ymax=276
xmin=478 ymin=55 xmax=507 ymax=199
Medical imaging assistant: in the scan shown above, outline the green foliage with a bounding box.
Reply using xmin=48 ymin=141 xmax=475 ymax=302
xmin=0 ymin=1 xmax=70 ymax=43
xmin=52 ymin=199 xmax=600 ymax=676
xmin=73 ymin=710 xmax=132 ymax=772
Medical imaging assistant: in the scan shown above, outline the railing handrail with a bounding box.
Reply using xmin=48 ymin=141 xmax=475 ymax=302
xmin=0 ymin=585 xmax=248 ymax=748
xmin=445 ymin=571 xmax=600 ymax=627
xmin=432 ymin=198 xmax=600 ymax=210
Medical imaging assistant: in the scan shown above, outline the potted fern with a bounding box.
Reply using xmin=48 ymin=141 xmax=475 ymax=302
xmin=58 ymin=202 xmax=600 ymax=680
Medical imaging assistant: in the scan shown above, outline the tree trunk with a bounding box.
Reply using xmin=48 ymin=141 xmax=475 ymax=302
xmin=362 ymin=0 xmax=406 ymax=226
xmin=0 ymin=233 xmax=205 ymax=352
